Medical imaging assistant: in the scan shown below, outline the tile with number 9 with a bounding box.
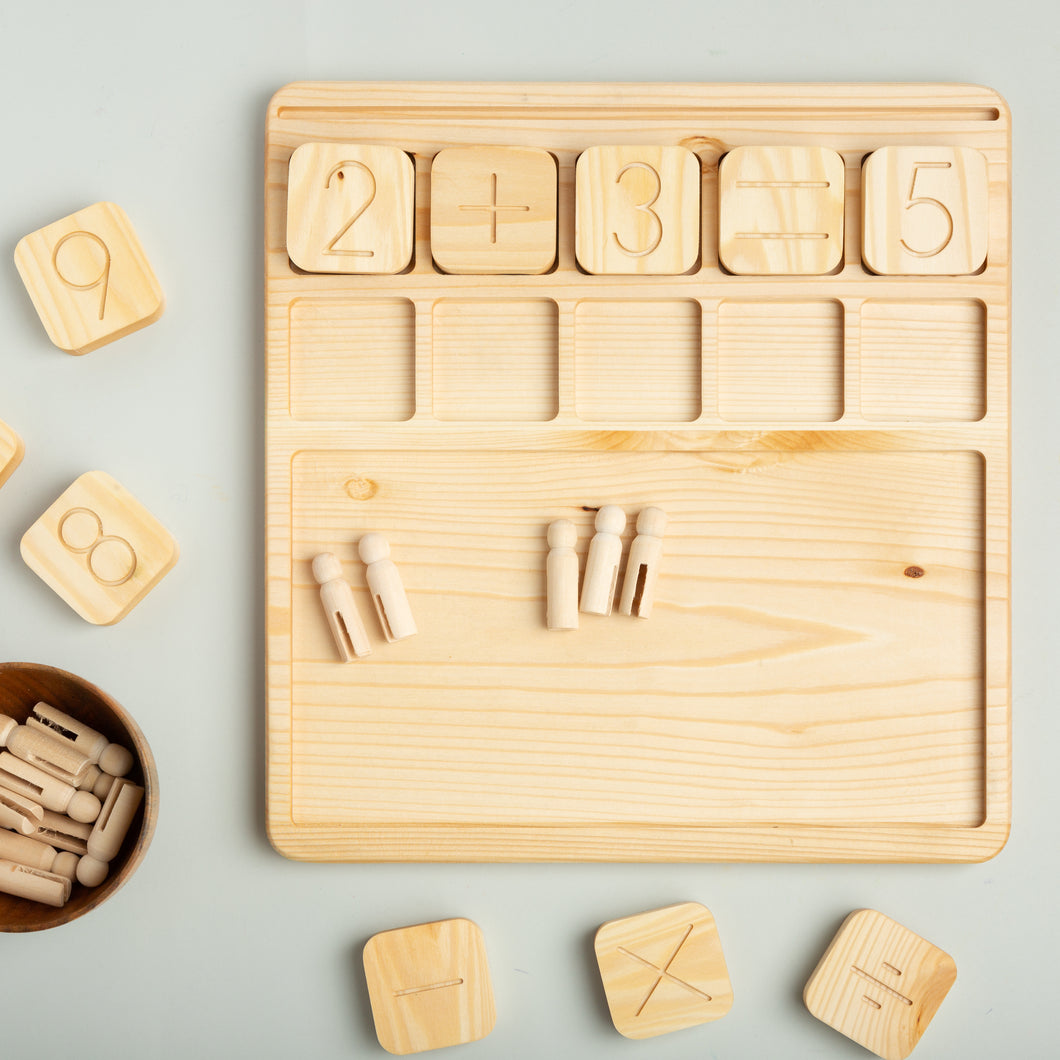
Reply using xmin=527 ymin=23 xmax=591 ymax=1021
xmin=14 ymin=202 xmax=164 ymax=355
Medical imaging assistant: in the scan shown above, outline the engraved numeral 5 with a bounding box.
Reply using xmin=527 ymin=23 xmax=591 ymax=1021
xmin=900 ymin=162 xmax=954 ymax=258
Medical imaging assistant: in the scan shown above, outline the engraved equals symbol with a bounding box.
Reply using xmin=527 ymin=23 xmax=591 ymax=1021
xmin=853 ymin=962 xmax=913 ymax=1010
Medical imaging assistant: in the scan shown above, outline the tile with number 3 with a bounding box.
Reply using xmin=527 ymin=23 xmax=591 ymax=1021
xmin=576 ymin=145 xmax=700 ymax=274
xmin=15 ymin=202 xmax=164 ymax=355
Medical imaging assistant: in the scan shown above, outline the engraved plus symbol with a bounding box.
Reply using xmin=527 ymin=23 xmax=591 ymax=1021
xmin=852 ymin=961 xmax=913 ymax=1011
xmin=458 ymin=172 xmax=529 ymax=244
xmin=618 ymin=924 xmax=712 ymax=1017
xmin=57 ymin=507 xmax=137 ymax=587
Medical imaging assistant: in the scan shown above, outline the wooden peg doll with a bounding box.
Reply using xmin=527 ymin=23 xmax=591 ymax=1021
xmin=546 ymin=520 xmax=579 ymax=631
xmin=580 ymin=506 xmax=626 ymax=616
xmin=0 ymin=714 xmax=91 ymax=786
xmin=0 ymin=752 xmax=101 ymax=823
xmin=358 ymin=533 xmax=417 ymax=642
xmin=0 ymin=858 xmax=71 ymax=907
xmin=28 ymin=701 xmax=133 ymax=777
xmin=0 ymin=786 xmax=45 ymax=835
xmin=619 ymin=507 xmax=668 ymax=619
xmin=77 ymin=777 xmax=144 ymax=887
xmin=312 ymin=552 xmax=372 ymax=661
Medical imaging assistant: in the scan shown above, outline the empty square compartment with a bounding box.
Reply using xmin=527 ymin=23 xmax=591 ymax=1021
xmin=718 ymin=300 xmax=843 ymax=422
xmin=289 ymin=298 xmax=415 ymax=421
xmin=575 ymin=300 xmax=701 ymax=422
xmin=860 ymin=300 xmax=985 ymax=421
xmin=433 ymin=299 xmax=558 ymax=421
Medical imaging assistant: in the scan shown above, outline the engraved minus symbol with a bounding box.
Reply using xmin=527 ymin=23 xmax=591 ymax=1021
xmin=394 ymin=977 xmax=464 ymax=998
xmin=618 ymin=924 xmax=712 ymax=1017
xmin=458 ymin=172 xmax=529 ymax=243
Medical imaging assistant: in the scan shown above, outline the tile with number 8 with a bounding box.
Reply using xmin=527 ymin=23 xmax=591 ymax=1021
xmin=14 ymin=202 xmax=164 ymax=355
xmin=862 ymin=146 xmax=988 ymax=275
xmin=21 ymin=471 xmax=178 ymax=625
xmin=576 ymin=145 xmax=700 ymax=275
xmin=286 ymin=143 xmax=414 ymax=274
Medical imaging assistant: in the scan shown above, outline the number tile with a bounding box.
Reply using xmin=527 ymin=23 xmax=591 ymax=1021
xmin=575 ymin=145 xmax=700 ymax=274
xmin=286 ymin=143 xmax=415 ymax=274
xmin=804 ymin=909 xmax=957 ymax=1060
xmin=595 ymin=902 xmax=733 ymax=1039
xmin=20 ymin=471 xmax=178 ymax=625
xmin=718 ymin=146 xmax=845 ymax=274
xmin=14 ymin=202 xmax=164 ymax=355
xmin=363 ymin=918 xmax=496 ymax=1055
xmin=0 ymin=418 xmax=24 ymax=491
xmin=862 ymin=146 xmax=988 ymax=275
xmin=430 ymin=146 xmax=557 ymax=274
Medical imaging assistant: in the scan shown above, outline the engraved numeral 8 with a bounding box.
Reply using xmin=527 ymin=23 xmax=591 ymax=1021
xmin=57 ymin=507 xmax=138 ymax=586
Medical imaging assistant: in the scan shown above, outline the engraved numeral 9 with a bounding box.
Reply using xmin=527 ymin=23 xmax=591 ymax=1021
xmin=52 ymin=231 xmax=111 ymax=319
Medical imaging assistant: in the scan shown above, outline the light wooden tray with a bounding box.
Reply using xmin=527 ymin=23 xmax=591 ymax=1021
xmin=265 ymin=83 xmax=1010 ymax=862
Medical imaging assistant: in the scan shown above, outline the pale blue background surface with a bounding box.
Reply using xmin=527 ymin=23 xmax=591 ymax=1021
xmin=0 ymin=2 xmax=1055 ymax=1056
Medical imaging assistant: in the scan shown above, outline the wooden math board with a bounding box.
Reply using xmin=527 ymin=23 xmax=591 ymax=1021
xmin=265 ymin=82 xmax=1010 ymax=862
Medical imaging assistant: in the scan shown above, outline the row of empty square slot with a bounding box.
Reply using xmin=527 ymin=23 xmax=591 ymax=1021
xmin=288 ymin=298 xmax=986 ymax=424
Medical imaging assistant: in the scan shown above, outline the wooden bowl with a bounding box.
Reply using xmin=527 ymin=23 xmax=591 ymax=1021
xmin=0 ymin=662 xmax=158 ymax=931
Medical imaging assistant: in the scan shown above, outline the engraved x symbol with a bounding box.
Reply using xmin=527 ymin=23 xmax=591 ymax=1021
xmin=618 ymin=924 xmax=712 ymax=1017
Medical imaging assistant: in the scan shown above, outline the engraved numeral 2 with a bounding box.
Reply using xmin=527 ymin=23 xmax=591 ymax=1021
xmin=323 ymin=160 xmax=377 ymax=258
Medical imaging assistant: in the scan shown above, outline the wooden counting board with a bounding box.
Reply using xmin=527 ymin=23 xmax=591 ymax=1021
xmin=265 ymin=83 xmax=1010 ymax=863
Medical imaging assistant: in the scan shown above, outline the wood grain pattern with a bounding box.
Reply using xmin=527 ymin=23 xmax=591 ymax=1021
xmin=576 ymin=145 xmax=700 ymax=274
xmin=719 ymin=146 xmax=845 ymax=274
xmin=804 ymin=909 xmax=956 ymax=1060
xmin=595 ymin=902 xmax=732 ymax=1039
xmin=862 ymin=146 xmax=988 ymax=275
xmin=286 ymin=143 xmax=414 ymax=274
xmin=14 ymin=202 xmax=163 ymax=355
xmin=0 ymin=417 xmax=24 ymax=491
xmin=20 ymin=471 xmax=178 ymax=625
xmin=265 ymin=82 xmax=1010 ymax=863
xmin=364 ymin=918 xmax=495 ymax=1055
xmin=430 ymin=146 xmax=557 ymax=274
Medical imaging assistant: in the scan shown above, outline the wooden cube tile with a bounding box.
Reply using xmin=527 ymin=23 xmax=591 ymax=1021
xmin=14 ymin=202 xmax=164 ymax=355
xmin=363 ymin=918 xmax=496 ymax=1055
xmin=804 ymin=909 xmax=957 ymax=1060
xmin=595 ymin=902 xmax=733 ymax=1040
xmin=863 ymin=146 xmax=988 ymax=275
xmin=21 ymin=471 xmax=178 ymax=625
xmin=576 ymin=145 xmax=700 ymax=274
xmin=719 ymin=146 xmax=845 ymax=274
xmin=0 ymin=418 xmax=24 ymax=491
xmin=287 ymin=143 xmax=414 ymax=274
xmin=431 ymin=146 xmax=557 ymax=274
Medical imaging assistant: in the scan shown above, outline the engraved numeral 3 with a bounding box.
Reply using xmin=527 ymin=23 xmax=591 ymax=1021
xmin=613 ymin=162 xmax=663 ymax=258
